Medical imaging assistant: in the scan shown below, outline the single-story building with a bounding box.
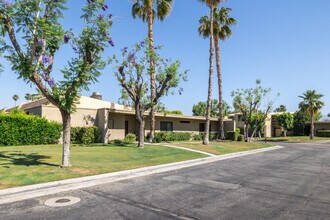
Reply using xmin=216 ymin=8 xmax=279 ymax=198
xmin=9 ymin=92 xmax=286 ymax=142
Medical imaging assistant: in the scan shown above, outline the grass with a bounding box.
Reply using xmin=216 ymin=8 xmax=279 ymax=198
xmin=168 ymin=141 xmax=272 ymax=155
xmin=264 ymin=136 xmax=330 ymax=143
xmin=0 ymin=143 xmax=206 ymax=189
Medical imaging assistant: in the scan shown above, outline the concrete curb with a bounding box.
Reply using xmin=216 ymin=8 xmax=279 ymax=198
xmin=0 ymin=145 xmax=283 ymax=205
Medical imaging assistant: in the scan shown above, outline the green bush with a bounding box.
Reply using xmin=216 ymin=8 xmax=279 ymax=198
xmin=153 ymin=132 xmax=192 ymax=142
xmin=317 ymin=130 xmax=330 ymax=137
xmin=192 ymin=132 xmax=219 ymax=141
xmin=227 ymin=131 xmax=238 ymax=141
xmin=71 ymin=126 xmax=101 ymax=144
xmin=235 ymin=128 xmax=241 ymax=136
xmin=124 ymin=133 xmax=136 ymax=143
xmin=0 ymin=112 xmax=62 ymax=146
xmin=237 ymin=134 xmax=244 ymax=142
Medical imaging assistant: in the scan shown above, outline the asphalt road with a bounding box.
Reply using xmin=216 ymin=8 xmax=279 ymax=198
xmin=1 ymin=142 xmax=329 ymax=220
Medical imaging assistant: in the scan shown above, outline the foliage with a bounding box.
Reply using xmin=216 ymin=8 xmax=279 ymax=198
xmin=124 ymin=133 xmax=137 ymax=143
xmin=237 ymin=134 xmax=244 ymax=142
xmin=25 ymin=89 xmax=44 ymax=101
xmin=0 ymin=111 xmax=62 ymax=146
xmin=275 ymin=112 xmax=294 ymax=136
xmin=71 ymin=126 xmax=101 ymax=145
xmin=250 ymin=112 xmax=267 ymax=134
xmin=275 ymin=105 xmax=287 ymax=112
xmin=317 ymin=130 xmax=330 ymax=137
xmin=192 ymin=99 xmax=231 ymax=117
xmin=192 ymin=132 xmax=218 ymax=141
xmin=153 ymin=132 xmax=192 ymax=142
xmin=160 ymin=110 xmax=183 ymax=115
xmin=113 ymin=41 xmax=187 ymax=148
xmin=328 ymin=113 xmax=330 ymax=118
xmin=226 ymin=131 xmax=238 ymax=141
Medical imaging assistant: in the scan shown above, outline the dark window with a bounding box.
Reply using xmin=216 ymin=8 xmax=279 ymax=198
xmin=199 ymin=123 xmax=211 ymax=132
xmin=125 ymin=121 xmax=129 ymax=136
xmin=160 ymin=122 xmax=173 ymax=132
xmin=180 ymin=121 xmax=191 ymax=124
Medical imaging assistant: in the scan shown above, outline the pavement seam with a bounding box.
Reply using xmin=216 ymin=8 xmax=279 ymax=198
xmin=0 ymin=145 xmax=283 ymax=205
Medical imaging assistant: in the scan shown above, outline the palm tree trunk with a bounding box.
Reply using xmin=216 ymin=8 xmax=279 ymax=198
xmin=310 ymin=111 xmax=314 ymax=139
xmin=147 ymin=1 xmax=156 ymax=143
xmin=60 ymin=110 xmax=71 ymax=167
xmin=215 ymin=37 xmax=224 ymax=140
xmin=203 ymin=6 xmax=215 ymax=145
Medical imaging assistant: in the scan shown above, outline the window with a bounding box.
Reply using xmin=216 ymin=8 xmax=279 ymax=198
xmin=160 ymin=122 xmax=173 ymax=132
xmin=199 ymin=123 xmax=211 ymax=132
xmin=180 ymin=121 xmax=191 ymax=124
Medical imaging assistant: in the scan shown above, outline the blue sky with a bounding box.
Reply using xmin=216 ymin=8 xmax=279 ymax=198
xmin=1 ymin=0 xmax=330 ymax=116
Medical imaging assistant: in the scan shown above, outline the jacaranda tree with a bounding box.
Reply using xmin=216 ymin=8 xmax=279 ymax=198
xmin=113 ymin=41 xmax=187 ymax=148
xmin=0 ymin=0 xmax=114 ymax=167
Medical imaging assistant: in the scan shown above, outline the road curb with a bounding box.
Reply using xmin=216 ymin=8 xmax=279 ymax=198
xmin=0 ymin=145 xmax=283 ymax=205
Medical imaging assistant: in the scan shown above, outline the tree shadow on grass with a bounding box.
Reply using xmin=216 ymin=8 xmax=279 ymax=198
xmin=0 ymin=151 xmax=58 ymax=167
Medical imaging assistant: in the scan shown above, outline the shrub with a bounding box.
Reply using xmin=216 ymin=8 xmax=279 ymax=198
xmin=0 ymin=112 xmax=62 ymax=146
xmin=71 ymin=126 xmax=101 ymax=144
xmin=114 ymin=139 xmax=124 ymax=145
xmin=124 ymin=133 xmax=136 ymax=143
xmin=192 ymin=132 xmax=219 ymax=141
xmin=237 ymin=134 xmax=244 ymax=142
xmin=153 ymin=132 xmax=192 ymax=142
xmin=227 ymin=131 xmax=238 ymax=141
xmin=235 ymin=128 xmax=241 ymax=136
xmin=317 ymin=130 xmax=330 ymax=137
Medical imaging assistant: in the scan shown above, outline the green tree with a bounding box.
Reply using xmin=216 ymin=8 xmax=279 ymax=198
xmin=275 ymin=105 xmax=287 ymax=112
xmin=114 ymin=42 xmax=187 ymax=148
xmin=198 ymin=0 xmax=223 ymax=145
xmin=0 ymin=0 xmax=113 ymax=167
xmin=192 ymin=99 xmax=230 ymax=118
xmin=160 ymin=110 xmax=183 ymax=115
xmin=328 ymin=113 xmax=330 ymax=118
xmin=12 ymin=94 xmax=19 ymax=107
xmin=250 ymin=112 xmax=267 ymax=139
xmin=232 ymin=80 xmax=274 ymax=142
xmin=25 ymin=89 xmax=44 ymax=101
xmin=298 ymin=90 xmax=325 ymax=139
xmin=275 ymin=112 xmax=294 ymax=137
xmin=132 ymin=0 xmax=173 ymax=143
xmin=198 ymin=7 xmax=236 ymax=140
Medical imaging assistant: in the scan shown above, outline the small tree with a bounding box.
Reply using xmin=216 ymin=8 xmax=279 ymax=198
xmin=275 ymin=105 xmax=287 ymax=113
xmin=192 ymin=100 xmax=230 ymax=118
xmin=0 ymin=0 xmax=113 ymax=167
xmin=114 ymin=41 xmax=187 ymax=148
xmin=12 ymin=94 xmax=19 ymax=106
xmin=232 ymin=80 xmax=275 ymax=142
xmin=275 ymin=112 xmax=294 ymax=137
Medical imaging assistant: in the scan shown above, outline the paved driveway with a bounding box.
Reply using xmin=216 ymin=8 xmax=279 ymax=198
xmin=1 ymin=142 xmax=329 ymax=220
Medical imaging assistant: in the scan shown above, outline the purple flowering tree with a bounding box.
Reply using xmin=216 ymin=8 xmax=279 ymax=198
xmin=114 ymin=41 xmax=187 ymax=148
xmin=0 ymin=0 xmax=114 ymax=167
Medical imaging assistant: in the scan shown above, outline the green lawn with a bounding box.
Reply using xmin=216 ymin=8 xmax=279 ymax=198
xmin=169 ymin=141 xmax=272 ymax=155
xmin=0 ymin=143 xmax=206 ymax=189
xmin=264 ymin=136 xmax=330 ymax=143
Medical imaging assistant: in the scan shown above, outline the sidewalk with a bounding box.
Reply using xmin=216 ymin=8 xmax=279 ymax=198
xmin=0 ymin=145 xmax=283 ymax=205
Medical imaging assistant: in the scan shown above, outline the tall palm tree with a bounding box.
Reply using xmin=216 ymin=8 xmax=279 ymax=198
xmin=12 ymin=94 xmax=19 ymax=107
xmin=298 ymin=90 xmax=325 ymax=139
xmin=132 ymin=0 xmax=173 ymax=143
xmin=199 ymin=7 xmax=236 ymax=140
xmin=198 ymin=0 xmax=223 ymax=145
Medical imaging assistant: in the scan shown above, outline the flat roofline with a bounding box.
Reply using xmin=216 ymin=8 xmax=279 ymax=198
xmin=109 ymin=109 xmax=230 ymax=122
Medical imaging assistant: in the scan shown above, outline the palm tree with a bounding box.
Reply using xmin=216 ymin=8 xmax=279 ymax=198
xmin=132 ymin=0 xmax=173 ymax=143
xmin=298 ymin=90 xmax=325 ymax=139
xmin=199 ymin=7 xmax=236 ymax=140
xmin=198 ymin=0 xmax=223 ymax=145
xmin=12 ymin=94 xmax=19 ymax=107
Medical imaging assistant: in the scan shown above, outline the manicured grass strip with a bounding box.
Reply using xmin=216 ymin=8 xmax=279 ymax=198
xmin=170 ymin=141 xmax=272 ymax=156
xmin=265 ymin=136 xmax=330 ymax=143
xmin=0 ymin=144 xmax=206 ymax=189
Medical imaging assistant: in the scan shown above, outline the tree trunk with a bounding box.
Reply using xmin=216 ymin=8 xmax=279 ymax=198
xmin=215 ymin=37 xmax=224 ymax=140
xmin=244 ymin=124 xmax=249 ymax=142
xmin=60 ymin=110 xmax=71 ymax=168
xmin=203 ymin=6 xmax=215 ymax=145
xmin=310 ymin=112 xmax=314 ymax=139
xmin=136 ymin=106 xmax=145 ymax=148
xmin=147 ymin=1 xmax=156 ymax=143
xmin=283 ymin=130 xmax=287 ymax=137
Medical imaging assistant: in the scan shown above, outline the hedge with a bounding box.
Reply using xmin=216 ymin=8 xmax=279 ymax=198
xmin=227 ymin=131 xmax=238 ymax=141
xmin=317 ymin=130 xmax=330 ymax=137
xmin=192 ymin=132 xmax=219 ymax=141
xmin=0 ymin=113 xmax=62 ymax=146
xmin=153 ymin=132 xmax=192 ymax=143
xmin=71 ymin=126 xmax=101 ymax=144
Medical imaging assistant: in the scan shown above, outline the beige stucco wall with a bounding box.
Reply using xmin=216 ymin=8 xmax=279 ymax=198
xmin=108 ymin=112 xmax=126 ymax=140
xmin=312 ymin=122 xmax=330 ymax=135
xmin=25 ymin=106 xmax=42 ymax=117
xmin=41 ymin=106 xmax=98 ymax=127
